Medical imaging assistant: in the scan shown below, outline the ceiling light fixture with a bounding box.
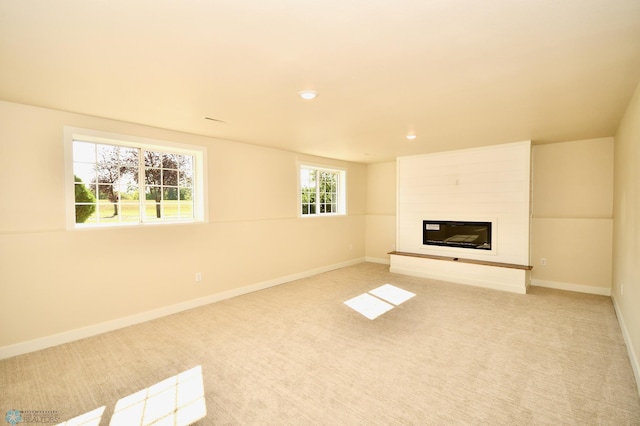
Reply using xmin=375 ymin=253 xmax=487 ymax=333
xmin=406 ymin=134 xmax=417 ymax=140
xmin=298 ymin=90 xmax=318 ymax=100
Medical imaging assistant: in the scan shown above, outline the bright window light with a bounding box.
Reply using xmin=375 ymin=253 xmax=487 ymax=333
xmin=64 ymin=127 xmax=208 ymax=229
xmin=299 ymin=164 xmax=346 ymax=216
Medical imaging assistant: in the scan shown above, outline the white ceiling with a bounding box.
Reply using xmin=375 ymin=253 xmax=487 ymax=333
xmin=1 ymin=0 xmax=640 ymax=163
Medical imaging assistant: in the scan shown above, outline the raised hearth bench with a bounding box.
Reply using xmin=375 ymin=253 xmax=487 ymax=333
xmin=389 ymin=251 xmax=533 ymax=294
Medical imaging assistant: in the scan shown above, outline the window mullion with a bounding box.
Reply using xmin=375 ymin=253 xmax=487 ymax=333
xmin=93 ymin=142 xmax=101 ymax=224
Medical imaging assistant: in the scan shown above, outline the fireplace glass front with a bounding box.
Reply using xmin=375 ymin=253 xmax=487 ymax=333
xmin=423 ymin=220 xmax=492 ymax=250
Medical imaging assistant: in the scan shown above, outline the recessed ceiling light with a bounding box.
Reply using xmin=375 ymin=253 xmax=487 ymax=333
xmin=298 ymin=90 xmax=318 ymax=100
xmin=406 ymin=134 xmax=417 ymax=140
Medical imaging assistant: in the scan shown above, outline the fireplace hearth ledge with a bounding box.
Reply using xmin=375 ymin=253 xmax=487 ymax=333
xmin=389 ymin=251 xmax=532 ymax=294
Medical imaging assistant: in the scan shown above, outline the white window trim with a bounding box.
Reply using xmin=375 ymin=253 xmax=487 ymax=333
xmin=298 ymin=163 xmax=347 ymax=217
xmin=64 ymin=126 xmax=208 ymax=229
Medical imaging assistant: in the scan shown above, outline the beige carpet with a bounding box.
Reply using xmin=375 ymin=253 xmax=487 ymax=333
xmin=1 ymin=262 xmax=639 ymax=425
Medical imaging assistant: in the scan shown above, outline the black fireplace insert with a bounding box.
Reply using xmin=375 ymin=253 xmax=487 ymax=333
xmin=423 ymin=220 xmax=492 ymax=250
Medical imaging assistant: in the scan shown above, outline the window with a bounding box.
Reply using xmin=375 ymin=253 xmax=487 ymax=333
xmin=65 ymin=127 xmax=207 ymax=228
xmin=300 ymin=165 xmax=346 ymax=216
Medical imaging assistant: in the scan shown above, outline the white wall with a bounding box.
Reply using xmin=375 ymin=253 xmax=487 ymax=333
xmin=0 ymin=100 xmax=367 ymax=356
xmin=396 ymin=141 xmax=532 ymax=266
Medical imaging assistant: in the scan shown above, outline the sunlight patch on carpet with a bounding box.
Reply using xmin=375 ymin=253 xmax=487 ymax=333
xmin=369 ymin=284 xmax=415 ymax=305
xmin=55 ymin=406 xmax=105 ymax=425
xmin=344 ymin=284 xmax=415 ymax=320
xmin=109 ymin=365 xmax=206 ymax=425
xmin=344 ymin=293 xmax=394 ymax=320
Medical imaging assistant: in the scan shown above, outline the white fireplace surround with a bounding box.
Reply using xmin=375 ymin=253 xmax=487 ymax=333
xmin=392 ymin=141 xmax=532 ymax=294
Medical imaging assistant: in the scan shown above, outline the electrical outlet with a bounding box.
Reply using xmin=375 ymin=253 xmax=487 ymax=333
xmin=621 ymin=284 xmax=624 ymax=295
xmin=195 ymin=272 xmax=202 ymax=282
xmin=540 ymin=258 xmax=547 ymax=266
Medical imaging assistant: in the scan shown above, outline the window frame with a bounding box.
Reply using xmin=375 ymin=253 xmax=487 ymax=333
xmin=298 ymin=163 xmax=347 ymax=217
xmin=64 ymin=127 xmax=208 ymax=229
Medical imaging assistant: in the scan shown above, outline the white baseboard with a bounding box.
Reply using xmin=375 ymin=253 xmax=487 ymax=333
xmin=0 ymin=257 xmax=365 ymax=360
xmin=611 ymin=295 xmax=640 ymax=397
xmin=365 ymin=256 xmax=390 ymax=265
xmin=530 ymin=279 xmax=611 ymax=296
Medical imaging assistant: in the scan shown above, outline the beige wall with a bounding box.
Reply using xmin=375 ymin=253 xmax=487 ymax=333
xmin=1 ymin=93 xmax=634 ymax=373
xmin=365 ymin=161 xmax=396 ymax=263
xmin=612 ymin=81 xmax=640 ymax=387
xmin=0 ymin=101 xmax=367 ymax=350
xmin=531 ymin=138 xmax=614 ymax=293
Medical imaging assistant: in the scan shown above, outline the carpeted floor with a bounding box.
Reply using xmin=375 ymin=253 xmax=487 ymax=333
xmin=1 ymin=262 xmax=639 ymax=425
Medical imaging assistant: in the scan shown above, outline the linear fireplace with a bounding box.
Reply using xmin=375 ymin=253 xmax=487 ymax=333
xmin=423 ymin=220 xmax=492 ymax=250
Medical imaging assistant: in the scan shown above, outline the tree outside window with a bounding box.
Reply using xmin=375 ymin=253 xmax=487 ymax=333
xmin=300 ymin=166 xmax=344 ymax=216
xmin=72 ymin=141 xmax=194 ymax=225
